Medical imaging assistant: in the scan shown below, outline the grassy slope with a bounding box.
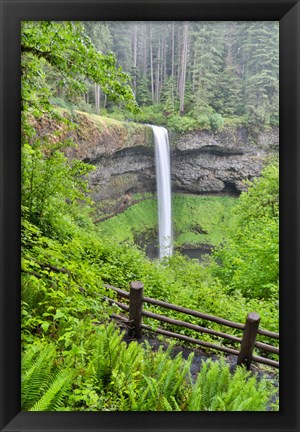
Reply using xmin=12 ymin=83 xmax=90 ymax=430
xmin=97 ymin=193 xmax=238 ymax=248
xmin=172 ymin=194 xmax=237 ymax=247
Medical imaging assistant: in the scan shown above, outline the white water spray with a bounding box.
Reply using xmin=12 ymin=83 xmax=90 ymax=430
xmin=151 ymin=125 xmax=172 ymax=259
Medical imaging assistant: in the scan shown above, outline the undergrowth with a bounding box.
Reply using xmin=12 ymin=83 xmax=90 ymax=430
xmin=21 ymin=324 xmax=278 ymax=411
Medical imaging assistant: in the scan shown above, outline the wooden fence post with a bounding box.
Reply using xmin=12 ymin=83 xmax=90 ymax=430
xmin=128 ymin=281 xmax=144 ymax=339
xmin=237 ymin=312 xmax=260 ymax=369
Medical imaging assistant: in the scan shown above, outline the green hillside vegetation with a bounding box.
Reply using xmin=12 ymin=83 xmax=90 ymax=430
xmin=97 ymin=194 xmax=237 ymax=248
xmin=21 ymin=147 xmax=279 ymax=410
xmin=22 ymin=326 xmax=276 ymax=411
xmin=20 ymin=21 xmax=279 ymax=411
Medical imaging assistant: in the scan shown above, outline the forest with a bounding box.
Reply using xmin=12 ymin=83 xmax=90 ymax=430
xmin=21 ymin=21 xmax=279 ymax=412
xmin=51 ymin=21 xmax=279 ymax=132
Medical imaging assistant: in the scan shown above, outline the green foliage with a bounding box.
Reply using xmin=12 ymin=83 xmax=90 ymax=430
xmin=93 ymin=21 xmax=279 ymax=127
xmin=22 ymin=21 xmax=138 ymax=116
xmin=98 ymin=194 xmax=237 ymax=248
xmin=21 ymin=173 xmax=279 ymax=408
xmin=161 ymin=76 xmax=179 ymax=114
xmin=212 ymin=66 xmax=243 ymax=116
xmin=22 ymin=342 xmax=73 ymax=411
xmin=21 ymin=326 xmax=275 ymax=412
xmin=75 ymin=100 xmax=95 ymax=114
xmin=212 ymin=161 xmax=279 ymax=300
xmin=97 ymin=198 xmax=157 ymax=244
xmin=22 ymin=143 xmax=94 ymax=239
xmin=188 ymin=359 xmax=275 ymax=411
xmin=132 ymin=104 xmax=166 ymax=125
xmin=195 ymin=113 xmax=211 ymax=129
xmin=79 ymin=325 xmax=193 ymax=411
xmin=95 ymin=190 xmax=278 ymax=339
xmin=172 ymin=195 xmax=237 ymax=247
xmin=167 ymin=115 xmax=198 ymax=133
xmin=223 ymin=115 xmax=248 ymax=128
xmin=191 ymin=22 xmax=225 ymax=120
xmin=209 ymin=113 xmax=224 ymax=131
xmin=64 ymin=21 xmax=279 ymax=131
xmin=49 ymin=96 xmax=73 ymax=111
xmin=106 ymin=104 xmax=167 ymax=125
xmin=241 ymin=22 xmax=279 ymax=129
xmin=136 ymin=75 xmax=153 ymax=106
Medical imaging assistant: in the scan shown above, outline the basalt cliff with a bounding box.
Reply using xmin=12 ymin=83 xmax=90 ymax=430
xmin=34 ymin=111 xmax=279 ymax=210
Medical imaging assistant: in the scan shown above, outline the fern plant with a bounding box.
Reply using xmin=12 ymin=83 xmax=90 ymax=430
xmin=135 ymin=342 xmax=193 ymax=411
xmin=86 ymin=325 xmax=276 ymax=412
xmin=187 ymin=359 xmax=276 ymax=411
xmin=21 ymin=324 xmax=277 ymax=412
xmin=22 ymin=342 xmax=73 ymax=411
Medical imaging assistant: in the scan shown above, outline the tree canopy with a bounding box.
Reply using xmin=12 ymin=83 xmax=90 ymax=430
xmin=21 ymin=21 xmax=138 ymax=119
xmin=79 ymin=21 xmax=278 ymax=130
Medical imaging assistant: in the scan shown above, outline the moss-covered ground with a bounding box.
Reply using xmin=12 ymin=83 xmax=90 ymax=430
xmin=97 ymin=193 xmax=238 ymax=249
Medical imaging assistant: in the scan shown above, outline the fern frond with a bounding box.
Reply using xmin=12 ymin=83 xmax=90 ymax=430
xmin=29 ymin=369 xmax=73 ymax=411
xmin=187 ymin=359 xmax=274 ymax=412
xmin=21 ymin=343 xmax=57 ymax=410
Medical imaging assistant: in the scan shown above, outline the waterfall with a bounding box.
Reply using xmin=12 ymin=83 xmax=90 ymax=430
xmin=151 ymin=125 xmax=172 ymax=259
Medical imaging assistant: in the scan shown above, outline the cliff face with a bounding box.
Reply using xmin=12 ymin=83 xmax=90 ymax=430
xmin=171 ymin=126 xmax=278 ymax=194
xmin=74 ymin=115 xmax=278 ymax=204
xmin=34 ymin=111 xmax=278 ymax=206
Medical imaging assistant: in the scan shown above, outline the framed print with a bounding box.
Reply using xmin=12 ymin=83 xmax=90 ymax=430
xmin=0 ymin=0 xmax=299 ymax=431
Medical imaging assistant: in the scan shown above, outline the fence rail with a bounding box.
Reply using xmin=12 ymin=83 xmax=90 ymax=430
xmin=104 ymin=282 xmax=279 ymax=369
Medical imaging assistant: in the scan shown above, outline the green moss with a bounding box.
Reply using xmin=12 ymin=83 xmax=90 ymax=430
xmin=172 ymin=194 xmax=238 ymax=247
xmin=97 ymin=198 xmax=158 ymax=244
xmin=97 ymin=194 xmax=237 ymax=248
xmin=76 ymin=110 xmax=152 ymax=144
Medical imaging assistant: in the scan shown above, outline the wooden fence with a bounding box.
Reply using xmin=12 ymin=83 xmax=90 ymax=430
xmin=104 ymin=281 xmax=279 ymax=370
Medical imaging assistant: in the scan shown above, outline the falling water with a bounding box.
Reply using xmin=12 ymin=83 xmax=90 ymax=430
xmin=151 ymin=125 xmax=172 ymax=259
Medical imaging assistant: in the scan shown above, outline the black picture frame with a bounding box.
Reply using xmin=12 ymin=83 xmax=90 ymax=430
xmin=1 ymin=0 xmax=299 ymax=431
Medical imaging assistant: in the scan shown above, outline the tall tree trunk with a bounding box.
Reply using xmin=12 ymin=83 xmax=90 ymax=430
xmin=171 ymin=21 xmax=175 ymax=77
xmin=177 ymin=25 xmax=182 ymax=90
xmin=225 ymin=22 xmax=234 ymax=67
xmin=132 ymin=24 xmax=138 ymax=95
xmin=94 ymin=83 xmax=100 ymax=114
xmin=162 ymin=29 xmax=166 ymax=84
xmin=149 ymin=24 xmax=155 ymax=103
xmin=155 ymin=37 xmax=161 ymax=103
xmin=179 ymin=21 xmax=189 ymax=113
xmin=192 ymin=50 xmax=196 ymax=92
xmin=142 ymin=25 xmax=147 ymax=75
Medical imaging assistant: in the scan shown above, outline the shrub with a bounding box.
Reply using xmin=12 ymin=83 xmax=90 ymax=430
xmin=167 ymin=114 xmax=198 ymax=133
xmin=133 ymin=104 xmax=166 ymax=125
xmin=223 ymin=115 xmax=248 ymax=128
xmin=209 ymin=113 xmax=224 ymax=131
xmin=195 ymin=113 xmax=211 ymax=129
xmin=76 ymin=100 xmax=95 ymax=114
xmin=212 ymin=161 xmax=279 ymax=300
xmin=49 ymin=97 xmax=70 ymax=110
